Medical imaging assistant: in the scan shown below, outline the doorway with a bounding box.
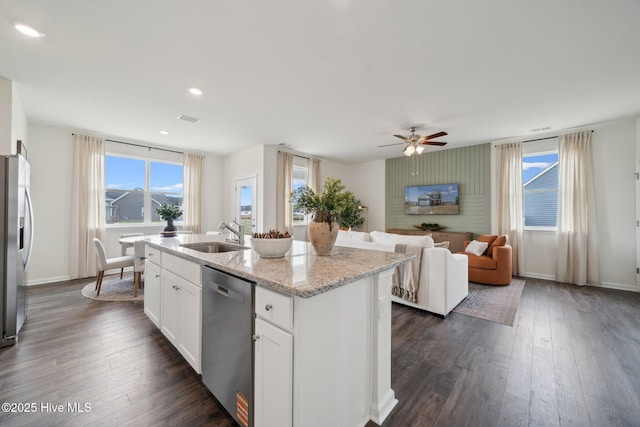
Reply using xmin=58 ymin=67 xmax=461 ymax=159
xmin=236 ymin=176 xmax=257 ymax=236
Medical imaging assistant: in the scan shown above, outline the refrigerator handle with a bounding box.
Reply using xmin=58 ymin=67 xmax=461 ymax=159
xmin=24 ymin=186 xmax=34 ymax=269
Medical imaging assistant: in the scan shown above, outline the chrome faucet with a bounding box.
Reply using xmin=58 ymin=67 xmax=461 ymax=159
xmin=219 ymin=220 xmax=245 ymax=246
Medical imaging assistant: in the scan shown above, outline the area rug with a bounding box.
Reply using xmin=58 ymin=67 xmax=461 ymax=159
xmin=452 ymin=278 xmax=525 ymax=326
xmin=81 ymin=274 xmax=143 ymax=302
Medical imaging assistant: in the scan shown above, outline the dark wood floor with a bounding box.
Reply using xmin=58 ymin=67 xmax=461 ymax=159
xmin=1 ymin=278 xmax=639 ymax=426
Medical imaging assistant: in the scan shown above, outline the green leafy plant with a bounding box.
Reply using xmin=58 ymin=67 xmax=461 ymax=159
xmin=337 ymin=195 xmax=365 ymax=230
xmin=291 ymin=177 xmax=360 ymax=226
xmin=155 ymin=203 xmax=183 ymax=221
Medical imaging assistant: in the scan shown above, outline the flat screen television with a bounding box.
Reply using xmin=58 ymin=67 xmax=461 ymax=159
xmin=404 ymin=183 xmax=459 ymax=215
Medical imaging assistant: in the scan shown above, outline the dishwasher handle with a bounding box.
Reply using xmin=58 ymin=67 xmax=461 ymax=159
xmin=209 ymin=283 xmax=245 ymax=304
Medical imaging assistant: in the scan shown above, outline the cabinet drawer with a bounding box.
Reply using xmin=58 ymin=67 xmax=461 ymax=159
xmin=145 ymin=245 xmax=162 ymax=264
xmin=256 ymin=287 xmax=293 ymax=330
xmin=163 ymin=252 xmax=201 ymax=286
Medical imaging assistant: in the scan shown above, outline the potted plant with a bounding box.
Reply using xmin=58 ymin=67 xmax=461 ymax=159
xmin=155 ymin=203 xmax=183 ymax=236
xmin=291 ymin=177 xmax=358 ymax=255
xmin=336 ymin=195 xmax=365 ymax=230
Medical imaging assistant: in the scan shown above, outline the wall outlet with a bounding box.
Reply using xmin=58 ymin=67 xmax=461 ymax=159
xmin=378 ymin=296 xmax=386 ymax=320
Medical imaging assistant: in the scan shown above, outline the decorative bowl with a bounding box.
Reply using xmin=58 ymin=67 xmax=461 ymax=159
xmin=251 ymin=237 xmax=293 ymax=258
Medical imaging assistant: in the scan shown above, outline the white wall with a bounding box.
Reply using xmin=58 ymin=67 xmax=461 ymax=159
xmin=11 ymin=83 xmax=27 ymax=154
xmin=347 ymin=160 xmax=386 ymax=232
xmin=27 ymin=123 xmax=75 ymax=284
xmin=592 ymin=119 xmax=637 ymax=290
xmin=0 ymin=76 xmax=12 ymax=155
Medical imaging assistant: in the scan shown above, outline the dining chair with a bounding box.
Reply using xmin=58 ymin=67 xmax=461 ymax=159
xmin=93 ymin=238 xmax=135 ymax=296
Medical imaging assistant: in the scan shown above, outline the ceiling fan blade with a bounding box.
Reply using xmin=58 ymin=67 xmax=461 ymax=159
xmin=421 ymin=141 xmax=447 ymax=146
xmin=393 ymin=134 xmax=409 ymax=141
xmin=377 ymin=142 xmax=404 ymax=148
xmin=422 ymin=131 xmax=448 ymax=141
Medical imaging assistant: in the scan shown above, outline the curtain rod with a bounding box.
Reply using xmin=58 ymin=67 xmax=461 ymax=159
xmin=495 ymin=130 xmax=594 ymax=147
xmin=278 ymin=149 xmax=309 ymax=160
xmin=72 ymin=133 xmax=184 ymax=155
xmin=523 ymin=130 xmax=593 ymax=144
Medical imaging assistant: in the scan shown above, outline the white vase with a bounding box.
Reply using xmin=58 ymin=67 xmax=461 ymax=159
xmin=307 ymin=210 xmax=339 ymax=256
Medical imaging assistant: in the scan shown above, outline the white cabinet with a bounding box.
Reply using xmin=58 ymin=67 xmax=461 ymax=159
xmin=254 ymin=287 xmax=294 ymax=427
xmin=254 ymin=318 xmax=293 ymax=427
xmin=143 ymin=260 xmax=162 ymax=327
xmin=143 ymin=244 xmax=202 ymax=374
xmin=161 ymin=269 xmax=202 ymax=373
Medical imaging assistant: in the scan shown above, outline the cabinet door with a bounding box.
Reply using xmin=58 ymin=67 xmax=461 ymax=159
xmin=144 ymin=261 xmax=162 ymax=327
xmin=254 ymin=318 xmax=293 ymax=427
xmin=178 ymin=279 xmax=202 ymax=373
xmin=161 ymin=271 xmax=181 ymax=346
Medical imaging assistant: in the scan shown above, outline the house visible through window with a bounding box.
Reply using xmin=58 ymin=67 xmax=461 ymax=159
xmin=523 ymin=152 xmax=558 ymax=228
xmin=292 ymin=159 xmax=309 ymax=225
xmin=105 ymin=154 xmax=183 ymax=225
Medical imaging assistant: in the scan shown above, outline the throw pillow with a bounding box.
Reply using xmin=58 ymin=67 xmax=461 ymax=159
xmin=465 ymin=240 xmax=489 ymax=256
xmin=434 ymin=241 xmax=450 ymax=249
xmin=487 ymin=235 xmax=507 ymax=256
xmin=477 ymin=235 xmax=497 ymax=255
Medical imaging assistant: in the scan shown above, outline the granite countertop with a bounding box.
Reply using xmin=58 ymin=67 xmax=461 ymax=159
xmin=143 ymin=234 xmax=413 ymax=298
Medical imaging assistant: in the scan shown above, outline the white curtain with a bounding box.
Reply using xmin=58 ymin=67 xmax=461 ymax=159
xmin=496 ymin=142 xmax=524 ymax=275
xmin=556 ymin=131 xmax=600 ymax=286
xmin=183 ymin=153 xmax=204 ymax=233
xmin=276 ymin=151 xmax=294 ymax=233
xmin=69 ymin=134 xmax=105 ymax=279
xmin=309 ymin=157 xmax=321 ymax=192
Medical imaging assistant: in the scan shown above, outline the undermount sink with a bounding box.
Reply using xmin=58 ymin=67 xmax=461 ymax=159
xmin=180 ymin=242 xmax=249 ymax=253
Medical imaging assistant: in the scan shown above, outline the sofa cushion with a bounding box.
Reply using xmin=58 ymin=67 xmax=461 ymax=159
xmin=370 ymin=231 xmax=434 ymax=248
xmin=465 ymin=253 xmax=498 ymax=270
xmin=477 ymin=235 xmax=498 ymax=255
xmin=488 ymin=235 xmax=507 ymax=256
xmin=464 ymin=240 xmax=489 ymax=256
xmin=337 ymin=230 xmax=371 ymax=242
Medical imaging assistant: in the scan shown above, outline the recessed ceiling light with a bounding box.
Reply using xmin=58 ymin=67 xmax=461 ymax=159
xmin=159 ymin=130 xmax=169 ymax=135
xmin=14 ymin=22 xmax=44 ymax=38
xmin=188 ymin=87 xmax=203 ymax=96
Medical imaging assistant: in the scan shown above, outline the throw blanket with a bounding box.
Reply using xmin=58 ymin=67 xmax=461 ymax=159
xmin=392 ymin=244 xmax=422 ymax=303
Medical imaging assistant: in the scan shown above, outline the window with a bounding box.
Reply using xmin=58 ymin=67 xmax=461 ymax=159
xmin=523 ymin=152 xmax=558 ymax=229
xmin=105 ymin=154 xmax=183 ymax=225
xmin=292 ymin=159 xmax=309 ymax=225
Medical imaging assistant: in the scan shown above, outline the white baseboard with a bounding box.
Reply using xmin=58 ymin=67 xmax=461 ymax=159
xmin=522 ymin=274 xmax=638 ymax=293
xmin=523 ymin=272 xmax=556 ymax=281
xmin=598 ymin=281 xmax=639 ymax=293
xmin=26 ymin=275 xmax=71 ymax=286
xmin=370 ymin=390 xmax=398 ymax=425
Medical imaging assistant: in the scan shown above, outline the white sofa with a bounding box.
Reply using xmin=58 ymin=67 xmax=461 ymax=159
xmin=335 ymin=230 xmax=468 ymax=317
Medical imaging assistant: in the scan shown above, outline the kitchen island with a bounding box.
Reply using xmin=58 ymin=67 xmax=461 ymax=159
xmin=143 ymin=234 xmax=412 ymax=427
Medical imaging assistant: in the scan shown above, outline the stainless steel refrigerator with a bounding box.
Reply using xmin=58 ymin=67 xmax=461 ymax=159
xmin=0 ymin=154 xmax=34 ymax=347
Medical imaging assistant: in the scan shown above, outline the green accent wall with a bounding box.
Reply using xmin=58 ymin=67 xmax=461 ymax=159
xmin=385 ymin=143 xmax=491 ymax=237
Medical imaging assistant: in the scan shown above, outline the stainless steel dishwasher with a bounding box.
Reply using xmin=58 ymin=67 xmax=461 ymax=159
xmin=202 ymin=266 xmax=254 ymax=427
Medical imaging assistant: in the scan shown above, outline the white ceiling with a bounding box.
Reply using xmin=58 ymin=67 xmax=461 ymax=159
xmin=1 ymin=0 xmax=639 ymax=163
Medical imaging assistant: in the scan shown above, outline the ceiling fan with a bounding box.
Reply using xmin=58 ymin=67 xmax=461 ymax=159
xmin=378 ymin=127 xmax=448 ymax=156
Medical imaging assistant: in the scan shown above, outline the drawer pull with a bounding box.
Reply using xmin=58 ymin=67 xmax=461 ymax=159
xmin=265 ymin=304 xmax=273 ymax=311
xmin=252 ymin=335 xmax=260 ymax=341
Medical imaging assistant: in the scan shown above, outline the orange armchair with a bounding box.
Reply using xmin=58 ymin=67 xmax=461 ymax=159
xmin=458 ymin=235 xmax=512 ymax=285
